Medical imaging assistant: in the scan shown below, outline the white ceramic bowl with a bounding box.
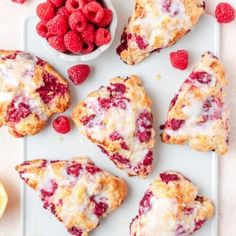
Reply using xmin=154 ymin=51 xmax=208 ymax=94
xmin=44 ymin=0 xmax=118 ymax=62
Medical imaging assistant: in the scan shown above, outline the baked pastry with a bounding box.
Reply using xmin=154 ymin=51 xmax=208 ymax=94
xmin=161 ymin=52 xmax=229 ymax=155
xmin=0 ymin=181 xmax=8 ymax=219
xmin=16 ymin=157 xmax=127 ymax=236
xmin=0 ymin=50 xmax=70 ymax=137
xmin=72 ymin=75 xmax=155 ymax=177
xmin=116 ymin=0 xmax=205 ymax=65
xmin=130 ymin=171 xmax=214 ymax=236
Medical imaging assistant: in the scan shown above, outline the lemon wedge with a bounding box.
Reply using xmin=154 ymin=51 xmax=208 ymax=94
xmin=0 ymin=182 xmax=8 ymax=219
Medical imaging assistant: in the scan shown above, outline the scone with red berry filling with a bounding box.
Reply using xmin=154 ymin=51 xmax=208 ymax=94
xmin=0 ymin=50 xmax=70 ymax=137
xmin=16 ymin=157 xmax=127 ymax=236
xmin=130 ymin=171 xmax=214 ymax=236
xmin=72 ymin=75 xmax=155 ymax=177
xmin=117 ymin=0 xmax=205 ymax=65
xmin=161 ymin=52 xmax=229 ymax=155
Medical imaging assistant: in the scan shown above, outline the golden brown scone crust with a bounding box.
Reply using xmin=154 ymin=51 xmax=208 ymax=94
xmin=0 ymin=50 xmax=70 ymax=137
xmin=130 ymin=171 xmax=214 ymax=236
xmin=161 ymin=52 xmax=229 ymax=155
xmin=16 ymin=157 xmax=127 ymax=236
xmin=72 ymin=75 xmax=155 ymax=177
xmin=117 ymin=0 xmax=205 ymax=65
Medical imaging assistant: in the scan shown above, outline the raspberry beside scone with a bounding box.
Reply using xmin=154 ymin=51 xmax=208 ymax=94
xmin=16 ymin=157 xmax=127 ymax=236
xmin=161 ymin=52 xmax=229 ymax=155
xmin=117 ymin=0 xmax=205 ymax=65
xmin=72 ymin=75 xmax=155 ymax=177
xmin=130 ymin=171 xmax=214 ymax=236
xmin=0 ymin=50 xmax=70 ymax=137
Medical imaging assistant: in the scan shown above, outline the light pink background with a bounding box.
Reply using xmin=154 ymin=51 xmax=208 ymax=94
xmin=0 ymin=0 xmax=235 ymax=235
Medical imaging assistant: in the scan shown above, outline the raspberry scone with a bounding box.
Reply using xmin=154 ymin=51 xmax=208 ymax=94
xmin=161 ymin=52 xmax=229 ymax=155
xmin=16 ymin=157 xmax=127 ymax=236
xmin=130 ymin=171 xmax=214 ymax=236
xmin=117 ymin=0 xmax=205 ymax=65
xmin=72 ymin=75 xmax=155 ymax=177
xmin=0 ymin=50 xmax=70 ymax=137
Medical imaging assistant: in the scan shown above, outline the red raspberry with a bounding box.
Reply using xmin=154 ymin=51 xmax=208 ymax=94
xmin=65 ymin=0 xmax=86 ymax=13
xmin=81 ymin=41 xmax=94 ymax=54
xmin=69 ymin=10 xmax=87 ymax=32
xmin=52 ymin=116 xmax=71 ymax=134
xmin=97 ymin=9 xmax=113 ymax=27
xmin=36 ymin=2 xmax=55 ymax=21
xmin=48 ymin=35 xmax=67 ymax=52
xmin=36 ymin=21 xmax=49 ymax=38
xmin=82 ymin=1 xmax=104 ymax=24
xmin=81 ymin=24 xmax=95 ymax=43
xmin=95 ymin=28 xmax=111 ymax=46
xmin=11 ymin=0 xmax=26 ymax=3
xmin=169 ymin=50 xmax=189 ymax=70
xmin=67 ymin=64 xmax=91 ymax=85
xmin=48 ymin=0 xmax=64 ymax=8
xmin=215 ymin=2 xmax=235 ymax=23
xmin=57 ymin=6 xmax=70 ymax=18
xmin=64 ymin=30 xmax=83 ymax=53
xmin=46 ymin=14 xmax=68 ymax=36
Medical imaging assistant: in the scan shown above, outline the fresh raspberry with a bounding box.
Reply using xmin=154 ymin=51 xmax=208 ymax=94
xmin=69 ymin=10 xmax=87 ymax=32
xmin=215 ymin=2 xmax=235 ymax=23
xmin=64 ymin=30 xmax=83 ymax=53
xmin=36 ymin=2 xmax=55 ymax=21
xmin=48 ymin=0 xmax=64 ymax=8
xmin=57 ymin=6 xmax=70 ymax=18
xmin=52 ymin=116 xmax=71 ymax=134
xmin=65 ymin=0 xmax=86 ymax=13
xmin=48 ymin=35 xmax=67 ymax=52
xmin=170 ymin=50 xmax=189 ymax=70
xmin=95 ymin=28 xmax=111 ymax=46
xmin=97 ymin=8 xmax=113 ymax=27
xmin=81 ymin=24 xmax=95 ymax=43
xmin=11 ymin=0 xmax=26 ymax=3
xmin=36 ymin=21 xmax=49 ymax=38
xmin=81 ymin=41 xmax=94 ymax=54
xmin=46 ymin=14 xmax=68 ymax=36
xmin=67 ymin=64 xmax=91 ymax=85
xmin=82 ymin=1 xmax=104 ymax=24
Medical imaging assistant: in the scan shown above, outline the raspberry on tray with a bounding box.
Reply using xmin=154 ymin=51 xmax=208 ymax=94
xmin=72 ymin=75 xmax=155 ymax=177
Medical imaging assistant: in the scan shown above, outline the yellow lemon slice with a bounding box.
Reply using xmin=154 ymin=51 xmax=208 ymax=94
xmin=0 ymin=182 xmax=8 ymax=219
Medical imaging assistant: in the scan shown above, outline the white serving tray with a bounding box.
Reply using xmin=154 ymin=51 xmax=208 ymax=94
xmin=21 ymin=3 xmax=220 ymax=236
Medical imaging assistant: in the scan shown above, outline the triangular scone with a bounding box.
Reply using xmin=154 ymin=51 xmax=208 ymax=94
xmin=116 ymin=0 xmax=205 ymax=65
xmin=130 ymin=171 xmax=214 ymax=236
xmin=0 ymin=50 xmax=70 ymax=137
xmin=161 ymin=52 xmax=229 ymax=155
xmin=72 ymin=75 xmax=155 ymax=177
xmin=16 ymin=157 xmax=127 ymax=236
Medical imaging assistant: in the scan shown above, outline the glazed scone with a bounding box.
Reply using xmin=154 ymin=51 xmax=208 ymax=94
xmin=117 ymin=0 xmax=205 ymax=65
xmin=72 ymin=75 xmax=155 ymax=177
xmin=161 ymin=52 xmax=229 ymax=155
xmin=0 ymin=182 xmax=8 ymax=219
xmin=16 ymin=157 xmax=127 ymax=236
xmin=130 ymin=171 xmax=214 ymax=236
xmin=0 ymin=50 xmax=70 ymax=137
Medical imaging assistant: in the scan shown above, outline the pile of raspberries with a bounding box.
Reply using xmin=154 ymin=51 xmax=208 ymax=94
xmin=36 ymin=0 xmax=113 ymax=54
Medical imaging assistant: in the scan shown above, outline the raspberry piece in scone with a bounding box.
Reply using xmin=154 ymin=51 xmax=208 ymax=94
xmin=0 ymin=50 xmax=70 ymax=137
xmin=161 ymin=52 xmax=229 ymax=155
xmin=117 ymin=0 xmax=205 ymax=65
xmin=72 ymin=75 xmax=155 ymax=177
xmin=16 ymin=157 xmax=127 ymax=236
xmin=130 ymin=171 xmax=214 ymax=236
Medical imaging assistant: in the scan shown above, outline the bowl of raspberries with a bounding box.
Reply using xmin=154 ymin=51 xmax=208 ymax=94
xmin=36 ymin=0 xmax=117 ymax=61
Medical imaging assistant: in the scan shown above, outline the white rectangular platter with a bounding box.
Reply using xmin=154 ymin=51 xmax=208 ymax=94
xmin=21 ymin=2 xmax=219 ymax=236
